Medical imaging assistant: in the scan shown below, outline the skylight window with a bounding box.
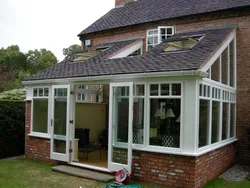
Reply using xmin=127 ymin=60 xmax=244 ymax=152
xmin=164 ymin=35 xmax=203 ymax=52
xmin=95 ymin=46 xmax=110 ymax=52
xmin=73 ymin=51 xmax=99 ymax=62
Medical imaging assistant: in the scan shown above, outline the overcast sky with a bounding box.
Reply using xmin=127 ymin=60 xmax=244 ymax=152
xmin=0 ymin=0 xmax=114 ymax=61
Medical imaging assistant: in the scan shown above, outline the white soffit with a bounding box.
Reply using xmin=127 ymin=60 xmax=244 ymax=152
xmin=108 ymin=40 xmax=143 ymax=59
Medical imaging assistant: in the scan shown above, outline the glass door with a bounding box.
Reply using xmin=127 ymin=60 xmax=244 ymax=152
xmin=50 ymin=85 xmax=70 ymax=162
xmin=108 ymin=82 xmax=133 ymax=173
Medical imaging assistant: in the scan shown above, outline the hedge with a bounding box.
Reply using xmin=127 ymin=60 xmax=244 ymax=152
xmin=0 ymin=100 xmax=25 ymax=158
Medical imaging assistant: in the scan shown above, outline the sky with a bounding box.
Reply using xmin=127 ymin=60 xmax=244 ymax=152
xmin=0 ymin=0 xmax=115 ymax=61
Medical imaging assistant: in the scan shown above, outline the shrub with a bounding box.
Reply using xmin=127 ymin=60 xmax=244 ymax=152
xmin=0 ymin=100 xmax=25 ymax=158
xmin=0 ymin=88 xmax=25 ymax=100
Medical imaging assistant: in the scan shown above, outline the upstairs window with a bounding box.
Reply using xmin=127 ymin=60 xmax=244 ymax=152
xmin=147 ymin=26 xmax=175 ymax=51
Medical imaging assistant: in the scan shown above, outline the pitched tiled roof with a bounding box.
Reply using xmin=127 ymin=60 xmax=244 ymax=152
xmin=26 ymin=26 xmax=235 ymax=81
xmin=78 ymin=0 xmax=249 ymax=36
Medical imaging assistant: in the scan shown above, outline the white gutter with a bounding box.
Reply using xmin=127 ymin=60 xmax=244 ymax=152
xmin=22 ymin=70 xmax=208 ymax=85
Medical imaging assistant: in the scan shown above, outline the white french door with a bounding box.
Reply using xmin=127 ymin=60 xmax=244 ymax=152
xmin=50 ymin=85 xmax=70 ymax=162
xmin=108 ymin=82 xmax=133 ymax=173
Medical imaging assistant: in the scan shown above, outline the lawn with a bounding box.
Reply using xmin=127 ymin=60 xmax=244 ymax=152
xmin=0 ymin=157 xmax=163 ymax=188
xmin=0 ymin=157 xmax=249 ymax=188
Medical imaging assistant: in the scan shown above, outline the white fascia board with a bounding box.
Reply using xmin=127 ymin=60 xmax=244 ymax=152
xmin=200 ymin=29 xmax=236 ymax=72
xmin=22 ymin=70 xmax=208 ymax=86
xmin=108 ymin=40 xmax=143 ymax=59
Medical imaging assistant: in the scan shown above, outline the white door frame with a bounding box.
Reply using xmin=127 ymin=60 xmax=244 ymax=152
xmin=50 ymin=85 xmax=71 ymax=162
xmin=108 ymin=82 xmax=133 ymax=173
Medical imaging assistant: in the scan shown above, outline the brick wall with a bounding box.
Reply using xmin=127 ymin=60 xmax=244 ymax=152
xmin=132 ymin=144 xmax=235 ymax=188
xmin=115 ymin=0 xmax=134 ymax=7
xmin=25 ymin=101 xmax=54 ymax=164
xmin=82 ymin=8 xmax=250 ymax=165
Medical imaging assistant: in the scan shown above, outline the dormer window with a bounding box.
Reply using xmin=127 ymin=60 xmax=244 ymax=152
xmin=128 ymin=48 xmax=142 ymax=57
xmin=147 ymin=26 xmax=175 ymax=51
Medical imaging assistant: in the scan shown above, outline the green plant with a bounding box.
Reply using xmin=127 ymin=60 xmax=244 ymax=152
xmin=0 ymin=100 xmax=25 ymax=158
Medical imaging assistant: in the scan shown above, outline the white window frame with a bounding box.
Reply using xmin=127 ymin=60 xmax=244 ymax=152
xmin=29 ymin=86 xmax=51 ymax=139
xmin=75 ymin=85 xmax=89 ymax=102
xmin=198 ymin=81 xmax=236 ymax=153
xmin=146 ymin=26 xmax=175 ymax=51
xmin=146 ymin=81 xmax=183 ymax=152
xmin=132 ymin=83 xmax=146 ymax=146
xmin=203 ymin=35 xmax=236 ymax=89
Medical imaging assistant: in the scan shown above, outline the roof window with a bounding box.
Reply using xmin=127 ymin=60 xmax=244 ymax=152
xmin=164 ymin=35 xmax=203 ymax=52
xmin=95 ymin=46 xmax=110 ymax=52
xmin=73 ymin=50 xmax=99 ymax=62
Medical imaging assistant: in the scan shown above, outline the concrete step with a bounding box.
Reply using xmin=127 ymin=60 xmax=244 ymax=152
xmin=52 ymin=165 xmax=114 ymax=182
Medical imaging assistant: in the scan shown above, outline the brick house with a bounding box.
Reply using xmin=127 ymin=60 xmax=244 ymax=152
xmin=22 ymin=0 xmax=250 ymax=187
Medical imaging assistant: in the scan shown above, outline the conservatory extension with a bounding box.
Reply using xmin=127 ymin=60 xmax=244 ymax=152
xmin=23 ymin=26 xmax=237 ymax=173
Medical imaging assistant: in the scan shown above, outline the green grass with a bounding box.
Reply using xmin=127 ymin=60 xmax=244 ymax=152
xmin=0 ymin=157 xmax=249 ymax=188
xmin=204 ymin=178 xmax=250 ymax=188
xmin=0 ymin=157 xmax=162 ymax=188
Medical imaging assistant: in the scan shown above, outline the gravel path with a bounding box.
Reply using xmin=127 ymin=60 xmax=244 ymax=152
xmin=220 ymin=165 xmax=250 ymax=182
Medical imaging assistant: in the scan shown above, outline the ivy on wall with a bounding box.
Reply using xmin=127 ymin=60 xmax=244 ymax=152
xmin=0 ymin=100 xmax=25 ymax=158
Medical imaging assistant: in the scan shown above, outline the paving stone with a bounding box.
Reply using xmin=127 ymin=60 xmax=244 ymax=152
xmin=52 ymin=165 xmax=114 ymax=182
xmin=219 ymin=165 xmax=250 ymax=182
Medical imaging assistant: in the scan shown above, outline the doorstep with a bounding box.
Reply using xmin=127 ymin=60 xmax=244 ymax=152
xmin=52 ymin=165 xmax=114 ymax=182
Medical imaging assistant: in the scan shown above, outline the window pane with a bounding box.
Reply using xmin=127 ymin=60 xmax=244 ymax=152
xmin=161 ymin=84 xmax=169 ymax=95
xmin=222 ymin=103 xmax=229 ymax=140
xmin=33 ymin=98 xmax=48 ymax=133
xmin=200 ymin=85 xmax=203 ymax=97
xmin=153 ymin=37 xmax=158 ymax=44
xmin=150 ymin=84 xmax=158 ymax=96
xmin=148 ymin=45 xmax=153 ymax=51
xmin=211 ymin=58 xmax=220 ymax=82
xmin=135 ymin=85 xmax=145 ymax=96
xmin=33 ymin=88 xmax=38 ymax=97
xmin=133 ymin=99 xmax=144 ymax=144
xmin=172 ymin=84 xmax=181 ymax=96
xmin=199 ymin=100 xmax=210 ymax=148
xmin=149 ymin=99 xmax=180 ymax=148
xmin=230 ymin=103 xmax=236 ymax=138
xmin=44 ymin=88 xmax=49 ymax=97
xmin=211 ymin=101 xmax=220 ymax=144
xmin=160 ymin=28 xmax=166 ymax=35
xmin=148 ymin=37 xmax=153 ymax=45
xmin=116 ymin=98 xmax=128 ymax=143
xmin=148 ymin=30 xmax=154 ymax=35
xmin=230 ymin=41 xmax=235 ymax=87
xmin=167 ymin=28 xmax=173 ymax=34
xmin=161 ymin=35 xmax=167 ymax=41
xmin=76 ymin=93 xmax=81 ymax=101
xmin=222 ymin=47 xmax=229 ymax=85
xmin=39 ymin=88 xmax=43 ymax=97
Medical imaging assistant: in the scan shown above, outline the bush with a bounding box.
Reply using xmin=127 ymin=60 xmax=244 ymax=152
xmin=0 ymin=100 xmax=25 ymax=158
xmin=0 ymin=88 xmax=25 ymax=100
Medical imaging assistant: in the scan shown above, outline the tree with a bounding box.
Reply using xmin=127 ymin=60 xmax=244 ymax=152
xmin=0 ymin=45 xmax=27 ymax=91
xmin=26 ymin=48 xmax=57 ymax=74
xmin=0 ymin=45 xmax=27 ymax=71
xmin=62 ymin=44 xmax=82 ymax=58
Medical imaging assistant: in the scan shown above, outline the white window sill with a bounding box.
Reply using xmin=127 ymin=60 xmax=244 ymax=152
xmin=131 ymin=138 xmax=237 ymax=157
xmin=28 ymin=133 xmax=50 ymax=139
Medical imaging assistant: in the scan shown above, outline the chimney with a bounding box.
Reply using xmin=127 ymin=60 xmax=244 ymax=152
xmin=115 ymin=0 xmax=135 ymax=7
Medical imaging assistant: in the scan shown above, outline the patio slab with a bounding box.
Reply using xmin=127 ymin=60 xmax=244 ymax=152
xmin=219 ymin=164 xmax=250 ymax=182
xmin=52 ymin=165 xmax=114 ymax=182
